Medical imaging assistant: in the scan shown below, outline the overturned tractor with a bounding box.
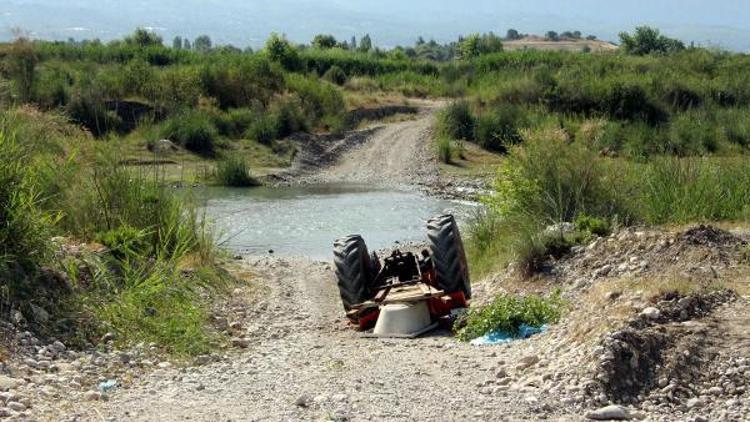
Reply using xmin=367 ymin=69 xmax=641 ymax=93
xmin=333 ymin=214 xmax=470 ymax=337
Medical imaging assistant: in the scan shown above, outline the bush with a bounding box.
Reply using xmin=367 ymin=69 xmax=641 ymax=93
xmin=456 ymin=291 xmax=565 ymax=342
xmin=668 ymin=112 xmax=719 ymax=155
xmin=575 ymin=214 xmax=611 ymax=236
xmin=270 ymin=96 xmax=307 ymax=138
xmin=436 ymin=136 xmax=453 ymax=163
xmin=245 ymin=114 xmax=278 ymax=144
xmin=323 ymin=65 xmax=348 ymax=85
xmin=437 ymin=101 xmax=475 ymax=140
xmin=215 ymin=156 xmax=258 ymax=187
xmin=161 ymin=111 xmax=218 ymax=155
xmin=474 ymin=105 xmax=526 ymax=152
xmin=95 ymin=226 xmax=149 ymax=260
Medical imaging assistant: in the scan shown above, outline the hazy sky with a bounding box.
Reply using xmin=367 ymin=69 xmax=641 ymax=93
xmin=3 ymin=0 xmax=750 ymax=51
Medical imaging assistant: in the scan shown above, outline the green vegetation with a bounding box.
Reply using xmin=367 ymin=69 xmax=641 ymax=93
xmin=0 ymin=109 xmax=227 ymax=356
xmin=215 ymin=156 xmax=258 ymax=187
xmin=457 ymin=291 xmax=565 ymax=342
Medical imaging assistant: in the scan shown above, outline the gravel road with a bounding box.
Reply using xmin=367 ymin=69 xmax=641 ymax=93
xmin=71 ymin=256 xmax=578 ymax=421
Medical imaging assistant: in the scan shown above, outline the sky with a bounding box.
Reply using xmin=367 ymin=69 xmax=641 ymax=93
xmin=2 ymin=0 xmax=750 ymax=51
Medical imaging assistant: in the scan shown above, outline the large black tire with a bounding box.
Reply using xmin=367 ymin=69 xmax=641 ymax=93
xmin=333 ymin=235 xmax=377 ymax=311
xmin=427 ymin=215 xmax=471 ymax=299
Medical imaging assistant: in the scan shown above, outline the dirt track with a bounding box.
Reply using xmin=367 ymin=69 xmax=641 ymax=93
xmin=274 ymin=101 xmax=442 ymax=191
xmin=68 ymin=257 xmax=578 ymax=421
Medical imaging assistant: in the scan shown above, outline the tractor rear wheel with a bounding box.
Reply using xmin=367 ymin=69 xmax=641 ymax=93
xmin=333 ymin=235 xmax=377 ymax=311
xmin=427 ymin=215 xmax=471 ymax=299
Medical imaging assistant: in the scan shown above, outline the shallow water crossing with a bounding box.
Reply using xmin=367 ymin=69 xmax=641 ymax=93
xmin=198 ymin=184 xmax=475 ymax=260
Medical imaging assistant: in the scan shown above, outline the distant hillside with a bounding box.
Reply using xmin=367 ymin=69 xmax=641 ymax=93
xmin=503 ymin=36 xmax=618 ymax=52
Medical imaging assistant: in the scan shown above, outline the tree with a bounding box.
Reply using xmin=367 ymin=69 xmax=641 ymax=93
xmin=312 ymin=34 xmax=337 ymax=49
xmin=265 ymin=33 xmax=301 ymax=71
xmin=545 ymin=31 xmax=560 ymax=41
xmin=458 ymin=33 xmax=503 ymax=59
xmin=183 ymin=38 xmax=191 ymax=50
xmin=416 ymin=36 xmax=426 ymax=46
xmin=619 ymin=26 xmax=685 ymax=55
xmin=350 ymin=36 xmax=357 ymax=51
xmin=586 ymin=35 xmax=598 ymax=41
xmin=359 ymin=34 xmax=372 ymax=52
xmin=172 ymin=36 xmax=183 ymax=50
xmin=506 ymin=29 xmax=521 ymax=40
xmin=5 ymin=31 xmax=37 ymax=103
xmin=124 ymin=28 xmax=163 ymax=47
xmin=194 ymin=35 xmax=212 ymax=53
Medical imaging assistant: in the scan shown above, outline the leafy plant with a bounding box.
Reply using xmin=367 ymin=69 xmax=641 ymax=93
xmin=457 ymin=291 xmax=565 ymax=342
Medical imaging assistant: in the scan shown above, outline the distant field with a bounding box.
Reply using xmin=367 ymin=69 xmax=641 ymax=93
xmin=504 ymin=37 xmax=618 ymax=52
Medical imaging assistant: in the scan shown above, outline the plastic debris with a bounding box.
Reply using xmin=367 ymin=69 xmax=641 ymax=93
xmin=98 ymin=379 xmax=117 ymax=392
xmin=470 ymin=324 xmax=547 ymax=346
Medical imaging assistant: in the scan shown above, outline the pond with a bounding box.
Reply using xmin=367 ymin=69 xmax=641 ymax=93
xmin=196 ymin=184 xmax=477 ymax=260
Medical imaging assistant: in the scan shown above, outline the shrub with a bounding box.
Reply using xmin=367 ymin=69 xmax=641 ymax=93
xmin=575 ymin=214 xmax=611 ymax=236
xmin=215 ymin=156 xmax=258 ymax=187
xmin=668 ymin=112 xmax=719 ymax=155
xmin=245 ymin=114 xmax=278 ymax=144
xmin=285 ymin=73 xmax=346 ymax=126
xmin=488 ymin=127 xmax=626 ymax=224
xmin=474 ymin=105 xmax=526 ymax=152
xmin=717 ymin=108 xmax=750 ymax=148
xmin=437 ymin=101 xmax=475 ymax=140
xmin=270 ymin=96 xmax=307 ymax=138
xmin=436 ymin=136 xmax=453 ymax=163
xmin=456 ymin=291 xmax=565 ymax=342
xmin=323 ymin=65 xmax=348 ymax=85
xmin=161 ymin=111 xmax=218 ymax=155
xmin=95 ymin=226 xmax=149 ymax=260
xmin=606 ymin=83 xmax=667 ymax=125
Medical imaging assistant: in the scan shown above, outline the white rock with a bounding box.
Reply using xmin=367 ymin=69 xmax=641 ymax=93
xmin=585 ymin=405 xmax=634 ymax=420
xmin=0 ymin=376 xmax=19 ymax=392
xmin=6 ymin=402 xmax=25 ymax=412
xmin=516 ymin=355 xmax=540 ymax=370
xmin=83 ymin=391 xmax=102 ymax=401
xmin=294 ymin=394 xmax=311 ymax=407
xmin=640 ymin=307 xmax=661 ymax=320
xmin=708 ymin=386 xmax=723 ymax=396
xmin=686 ymin=397 xmax=703 ymax=409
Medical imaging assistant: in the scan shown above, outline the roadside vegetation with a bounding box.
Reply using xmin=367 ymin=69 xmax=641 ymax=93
xmin=2 ymin=24 xmax=750 ymax=350
xmin=456 ymin=291 xmax=565 ymax=342
xmin=0 ymin=108 xmax=229 ymax=356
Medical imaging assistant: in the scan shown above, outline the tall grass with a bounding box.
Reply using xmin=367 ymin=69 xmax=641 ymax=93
xmin=638 ymin=157 xmax=750 ymax=224
xmin=215 ymin=156 xmax=258 ymax=187
xmin=0 ymin=130 xmax=58 ymax=292
xmin=470 ymin=125 xmax=750 ymax=277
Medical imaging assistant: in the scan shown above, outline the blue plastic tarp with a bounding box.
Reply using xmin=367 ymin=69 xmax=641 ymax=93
xmin=470 ymin=324 xmax=547 ymax=346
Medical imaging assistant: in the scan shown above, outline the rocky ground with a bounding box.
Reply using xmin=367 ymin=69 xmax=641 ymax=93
xmin=0 ymin=225 xmax=747 ymax=421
